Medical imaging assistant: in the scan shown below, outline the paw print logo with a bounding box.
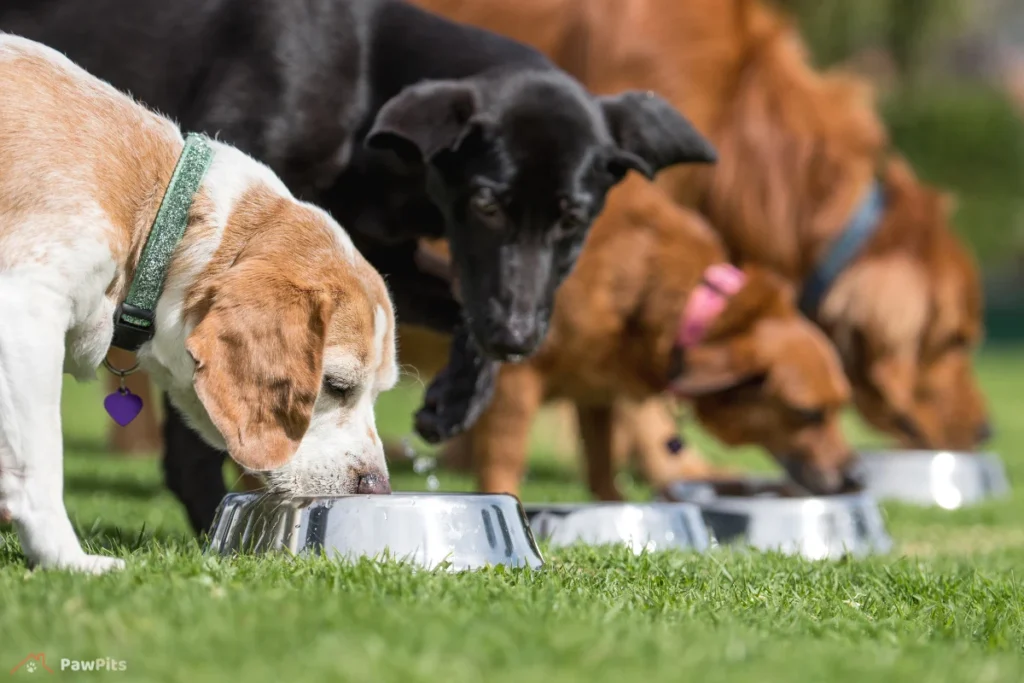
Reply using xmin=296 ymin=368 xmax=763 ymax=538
xmin=9 ymin=654 xmax=53 ymax=675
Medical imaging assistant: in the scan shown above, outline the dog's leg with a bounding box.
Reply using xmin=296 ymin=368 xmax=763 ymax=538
xmin=0 ymin=305 xmax=123 ymax=573
xmin=608 ymin=400 xmax=634 ymax=471
xmin=616 ymin=398 xmax=689 ymax=487
xmin=619 ymin=398 xmax=736 ymax=485
xmin=470 ymin=365 xmax=544 ymax=496
xmin=576 ymin=404 xmax=623 ymax=501
xmin=361 ymin=244 xmax=493 ymax=443
xmin=161 ymin=395 xmax=227 ymax=535
xmin=415 ymin=327 xmax=499 ymax=444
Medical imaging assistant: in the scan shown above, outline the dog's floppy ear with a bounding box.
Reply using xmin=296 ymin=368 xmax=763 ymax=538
xmin=670 ymin=343 xmax=762 ymax=397
xmin=762 ymin=322 xmax=850 ymax=410
xmin=599 ymin=91 xmax=717 ymax=179
xmin=366 ymin=81 xmax=482 ymax=164
xmin=186 ymin=265 xmax=334 ymax=472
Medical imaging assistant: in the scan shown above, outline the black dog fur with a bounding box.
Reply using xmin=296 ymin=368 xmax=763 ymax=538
xmin=1 ymin=0 xmax=715 ymax=533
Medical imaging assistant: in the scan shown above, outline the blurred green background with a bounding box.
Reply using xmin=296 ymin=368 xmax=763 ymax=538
xmin=779 ymin=0 xmax=1024 ymax=340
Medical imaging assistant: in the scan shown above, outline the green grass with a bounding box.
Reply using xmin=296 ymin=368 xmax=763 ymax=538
xmin=3 ymin=349 xmax=1024 ymax=682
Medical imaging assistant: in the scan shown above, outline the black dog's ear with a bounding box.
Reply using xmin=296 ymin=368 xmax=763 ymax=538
xmin=599 ymin=91 xmax=717 ymax=179
xmin=366 ymin=81 xmax=481 ymax=164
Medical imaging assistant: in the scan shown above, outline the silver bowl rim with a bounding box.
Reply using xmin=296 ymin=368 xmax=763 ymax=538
xmin=659 ymin=476 xmax=884 ymax=508
xmin=696 ymin=491 xmax=882 ymax=509
xmin=521 ymin=500 xmax=706 ymax=511
xmin=856 ymin=449 xmax=1002 ymax=459
xmin=216 ymin=491 xmax=529 ymax=506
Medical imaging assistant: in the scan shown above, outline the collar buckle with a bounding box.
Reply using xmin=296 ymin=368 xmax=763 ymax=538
xmin=111 ymin=303 xmax=156 ymax=353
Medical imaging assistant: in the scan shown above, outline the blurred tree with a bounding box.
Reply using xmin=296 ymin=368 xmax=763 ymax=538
xmin=888 ymin=0 xmax=965 ymax=84
xmin=776 ymin=0 xmax=969 ymax=84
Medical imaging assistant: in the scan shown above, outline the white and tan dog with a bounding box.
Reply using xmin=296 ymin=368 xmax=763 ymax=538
xmin=0 ymin=35 xmax=399 ymax=573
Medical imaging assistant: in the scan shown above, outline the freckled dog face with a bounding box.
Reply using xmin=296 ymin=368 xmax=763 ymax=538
xmin=266 ymin=266 xmax=399 ymax=495
xmin=181 ymin=199 xmax=398 ymax=495
xmin=365 ymin=72 xmax=716 ymax=361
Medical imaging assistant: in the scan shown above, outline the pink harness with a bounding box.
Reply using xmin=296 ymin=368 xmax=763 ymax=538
xmin=677 ymin=263 xmax=747 ymax=347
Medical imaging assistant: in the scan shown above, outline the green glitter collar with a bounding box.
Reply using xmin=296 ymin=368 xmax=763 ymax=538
xmin=111 ymin=134 xmax=215 ymax=352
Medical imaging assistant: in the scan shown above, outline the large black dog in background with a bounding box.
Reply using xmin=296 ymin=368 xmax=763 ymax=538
xmin=1 ymin=0 xmax=715 ymax=533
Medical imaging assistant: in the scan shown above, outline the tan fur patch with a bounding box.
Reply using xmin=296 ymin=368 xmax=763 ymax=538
xmin=0 ymin=39 xmax=181 ymax=282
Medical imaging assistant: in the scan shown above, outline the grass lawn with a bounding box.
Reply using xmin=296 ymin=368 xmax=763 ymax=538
xmin=2 ymin=349 xmax=1024 ymax=682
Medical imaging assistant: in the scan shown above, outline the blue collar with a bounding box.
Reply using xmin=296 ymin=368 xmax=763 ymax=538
xmin=798 ymin=180 xmax=886 ymax=317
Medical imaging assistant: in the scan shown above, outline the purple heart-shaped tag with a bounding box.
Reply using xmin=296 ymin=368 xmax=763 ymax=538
xmin=104 ymin=388 xmax=144 ymax=427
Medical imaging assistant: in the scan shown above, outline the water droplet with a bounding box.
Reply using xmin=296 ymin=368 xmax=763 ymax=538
xmin=426 ymin=475 xmax=440 ymax=491
xmin=400 ymin=437 xmax=417 ymax=460
xmin=413 ymin=456 xmax=436 ymax=475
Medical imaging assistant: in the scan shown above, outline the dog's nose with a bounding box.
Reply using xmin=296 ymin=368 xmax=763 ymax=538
xmin=356 ymin=472 xmax=391 ymax=495
xmin=840 ymin=459 xmax=867 ymax=493
xmin=483 ymin=327 xmax=541 ymax=360
xmin=778 ymin=453 xmax=861 ymax=496
xmin=976 ymin=422 xmax=994 ymax=446
xmin=476 ymin=306 xmax=545 ymax=360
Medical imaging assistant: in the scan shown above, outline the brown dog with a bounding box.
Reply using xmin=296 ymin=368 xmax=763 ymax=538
xmin=413 ymin=0 xmax=991 ymax=453
xmin=412 ymin=176 xmax=854 ymax=499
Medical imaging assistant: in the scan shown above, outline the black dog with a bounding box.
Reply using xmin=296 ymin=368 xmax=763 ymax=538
xmin=2 ymin=0 xmax=716 ymax=533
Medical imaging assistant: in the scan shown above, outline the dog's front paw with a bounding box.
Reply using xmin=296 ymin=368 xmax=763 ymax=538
xmin=414 ymin=330 xmax=499 ymax=444
xmin=415 ymin=367 xmax=498 ymax=443
xmin=54 ymin=554 xmax=126 ymax=575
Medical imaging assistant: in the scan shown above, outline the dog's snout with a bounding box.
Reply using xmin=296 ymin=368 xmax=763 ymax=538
xmin=481 ymin=315 xmax=543 ymax=360
xmin=487 ymin=335 xmax=535 ymax=359
xmin=840 ymin=458 xmax=867 ymax=493
xmin=976 ymin=422 xmax=994 ymax=447
xmin=778 ymin=453 xmax=860 ymax=496
xmin=356 ymin=471 xmax=391 ymax=495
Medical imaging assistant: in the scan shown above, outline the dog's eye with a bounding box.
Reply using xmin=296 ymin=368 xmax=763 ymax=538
xmin=559 ymin=207 xmax=589 ymax=235
xmin=470 ymin=187 xmax=501 ymax=218
xmin=323 ymin=377 xmax=357 ymax=402
xmin=945 ymin=332 xmax=970 ymax=351
xmin=793 ymin=407 xmax=826 ymax=425
xmin=894 ymin=413 xmax=922 ymax=440
xmin=556 ymin=199 xmax=589 ymax=238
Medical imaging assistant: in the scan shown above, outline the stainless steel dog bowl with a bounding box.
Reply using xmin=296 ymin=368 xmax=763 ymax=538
xmin=207 ymin=492 xmax=544 ymax=571
xmin=521 ymin=502 xmax=713 ymax=553
xmin=661 ymin=479 xmax=892 ymax=560
xmin=855 ymin=450 xmax=1010 ymax=509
